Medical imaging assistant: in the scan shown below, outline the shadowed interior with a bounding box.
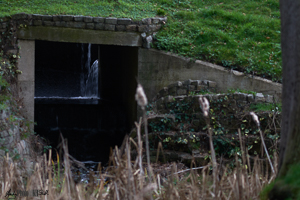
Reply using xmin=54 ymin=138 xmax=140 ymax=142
xmin=34 ymin=40 xmax=137 ymax=163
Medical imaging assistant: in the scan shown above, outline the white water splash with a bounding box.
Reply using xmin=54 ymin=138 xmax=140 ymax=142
xmin=85 ymin=60 xmax=98 ymax=97
xmin=80 ymin=43 xmax=99 ymax=98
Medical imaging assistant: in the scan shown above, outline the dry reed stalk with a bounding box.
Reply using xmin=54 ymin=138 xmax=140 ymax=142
xmin=250 ymin=112 xmax=275 ymax=174
xmin=199 ymin=95 xmax=217 ymax=196
xmin=238 ymin=128 xmax=250 ymax=198
xmin=135 ymin=83 xmax=152 ymax=183
xmin=126 ymin=138 xmax=136 ymax=199
xmin=135 ymin=118 xmax=143 ymax=173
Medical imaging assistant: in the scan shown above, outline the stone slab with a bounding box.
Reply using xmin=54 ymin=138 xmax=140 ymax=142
xmin=105 ymin=17 xmax=117 ymax=24
xmin=17 ymin=26 xmax=142 ymax=46
xmin=117 ymin=18 xmax=132 ymax=25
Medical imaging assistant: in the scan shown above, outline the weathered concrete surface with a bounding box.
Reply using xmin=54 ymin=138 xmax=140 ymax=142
xmin=18 ymin=40 xmax=35 ymax=123
xmin=17 ymin=26 xmax=142 ymax=46
xmin=138 ymin=48 xmax=282 ymax=101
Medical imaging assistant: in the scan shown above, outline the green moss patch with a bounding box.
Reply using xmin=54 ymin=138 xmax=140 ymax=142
xmin=261 ymin=164 xmax=300 ymax=200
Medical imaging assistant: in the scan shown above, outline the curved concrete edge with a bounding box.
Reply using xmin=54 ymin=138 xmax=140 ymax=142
xmin=138 ymin=48 xmax=282 ymax=101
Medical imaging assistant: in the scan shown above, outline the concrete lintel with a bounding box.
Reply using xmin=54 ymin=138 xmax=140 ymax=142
xmin=17 ymin=26 xmax=142 ymax=46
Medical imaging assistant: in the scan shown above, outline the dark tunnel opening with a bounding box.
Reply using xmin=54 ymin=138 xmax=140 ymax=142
xmin=34 ymin=40 xmax=137 ymax=163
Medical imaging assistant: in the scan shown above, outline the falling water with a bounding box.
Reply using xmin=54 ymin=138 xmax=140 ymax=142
xmin=85 ymin=60 xmax=98 ymax=97
xmin=81 ymin=43 xmax=99 ymax=98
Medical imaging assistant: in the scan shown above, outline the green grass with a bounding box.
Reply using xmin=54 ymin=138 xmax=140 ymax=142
xmin=0 ymin=0 xmax=282 ymax=82
xmin=249 ymin=102 xmax=282 ymax=112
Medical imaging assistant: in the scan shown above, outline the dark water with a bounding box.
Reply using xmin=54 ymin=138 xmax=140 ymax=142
xmin=34 ymin=98 xmax=129 ymax=163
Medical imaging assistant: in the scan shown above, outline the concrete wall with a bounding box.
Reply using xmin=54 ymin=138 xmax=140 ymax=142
xmin=18 ymin=40 xmax=35 ymax=123
xmin=138 ymin=48 xmax=282 ymax=101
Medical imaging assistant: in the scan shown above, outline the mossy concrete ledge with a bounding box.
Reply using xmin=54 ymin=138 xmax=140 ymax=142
xmin=17 ymin=26 xmax=142 ymax=46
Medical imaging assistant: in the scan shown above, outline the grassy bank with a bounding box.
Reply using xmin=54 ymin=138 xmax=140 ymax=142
xmin=0 ymin=0 xmax=281 ymax=82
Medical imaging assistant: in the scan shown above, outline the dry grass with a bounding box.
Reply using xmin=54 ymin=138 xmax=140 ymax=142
xmin=0 ymin=89 xmax=277 ymax=199
xmin=0 ymin=122 xmax=276 ymax=200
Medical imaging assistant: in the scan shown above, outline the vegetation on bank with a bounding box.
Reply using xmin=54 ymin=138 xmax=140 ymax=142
xmin=0 ymin=0 xmax=281 ymax=82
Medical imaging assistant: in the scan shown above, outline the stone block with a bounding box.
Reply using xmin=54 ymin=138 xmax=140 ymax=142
xmin=32 ymin=14 xmax=43 ymax=20
xmin=126 ymin=24 xmax=137 ymax=32
xmin=53 ymin=15 xmax=61 ymax=21
xmin=143 ymin=35 xmax=152 ymax=49
xmin=66 ymin=21 xmax=75 ymax=28
xmin=117 ymin=18 xmax=132 ymax=25
xmin=116 ymin=25 xmax=126 ymax=31
xmin=54 ymin=21 xmax=66 ymax=27
xmin=105 ymin=17 xmax=117 ymax=24
xmin=95 ymin=23 xmax=104 ymax=30
xmin=168 ymin=87 xmax=177 ymax=96
xmin=61 ymin=15 xmax=74 ymax=21
xmin=159 ymin=87 xmax=168 ymax=97
xmin=177 ymin=88 xmax=187 ymax=95
xmin=183 ymin=79 xmax=192 ymax=86
xmin=74 ymin=16 xmax=83 ymax=21
xmin=83 ymin=16 xmax=93 ymax=22
xmin=247 ymin=94 xmax=254 ymax=102
xmin=239 ymin=101 xmax=248 ymax=106
xmin=94 ymin=17 xmax=105 ymax=23
xmin=27 ymin=14 xmax=33 ymax=20
xmin=168 ymin=81 xmax=182 ymax=88
xmin=156 ymin=97 xmax=165 ymax=110
xmin=2 ymin=23 xmax=7 ymax=28
xmin=149 ymin=24 xmax=162 ymax=32
xmin=164 ymin=95 xmax=174 ymax=103
xmin=265 ymin=95 xmax=274 ymax=103
xmin=255 ymin=93 xmax=265 ymax=102
xmin=191 ymin=80 xmax=201 ymax=86
xmin=42 ymin=15 xmax=53 ymax=21
xmin=159 ymin=17 xmax=168 ymax=23
xmin=72 ymin=22 xmax=86 ymax=29
xmin=86 ymin=23 xmax=94 ymax=29
xmin=17 ymin=140 xmax=30 ymax=156
xmin=44 ymin=21 xmax=54 ymax=26
xmin=234 ymin=92 xmax=246 ymax=101
xmin=138 ymin=25 xmax=149 ymax=32
xmin=188 ymin=85 xmax=195 ymax=91
xmin=152 ymin=18 xmax=160 ymax=24
xmin=33 ymin=20 xmax=42 ymax=26
xmin=142 ymin=18 xmax=151 ymax=25
xmin=208 ymin=80 xmax=217 ymax=88
xmin=202 ymin=80 xmax=209 ymax=86
xmin=131 ymin=20 xmax=142 ymax=25
xmin=104 ymin=24 xmax=115 ymax=31
xmin=12 ymin=13 xmax=28 ymax=20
